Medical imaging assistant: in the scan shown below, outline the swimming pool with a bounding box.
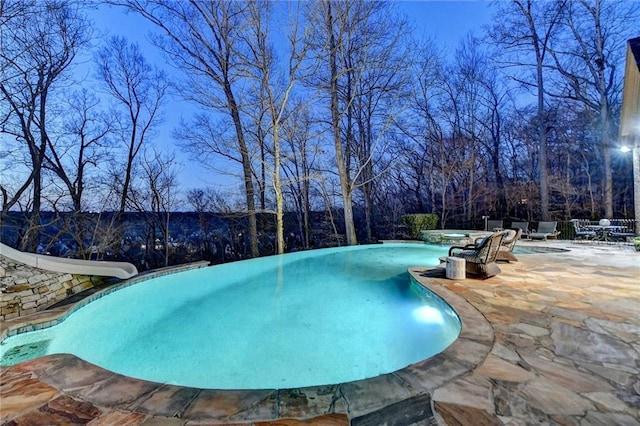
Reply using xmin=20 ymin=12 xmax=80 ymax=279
xmin=0 ymin=243 xmax=460 ymax=389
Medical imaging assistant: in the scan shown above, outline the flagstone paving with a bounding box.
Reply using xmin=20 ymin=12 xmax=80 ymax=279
xmin=1 ymin=241 xmax=638 ymax=425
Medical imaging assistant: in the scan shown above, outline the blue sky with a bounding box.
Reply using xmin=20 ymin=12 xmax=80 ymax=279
xmin=398 ymin=1 xmax=493 ymax=47
xmin=88 ymin=1 xmax=495 ymax=194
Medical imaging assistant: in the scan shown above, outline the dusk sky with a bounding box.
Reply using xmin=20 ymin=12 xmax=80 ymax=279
xmin=88 ymin=1 xmax=495 ymax=193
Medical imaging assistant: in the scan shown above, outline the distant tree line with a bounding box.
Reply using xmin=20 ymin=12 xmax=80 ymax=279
xmin=0 ymin=210 xmax=357 ymax=270
xmin=1 ymin=0 xmax=637 ymax=261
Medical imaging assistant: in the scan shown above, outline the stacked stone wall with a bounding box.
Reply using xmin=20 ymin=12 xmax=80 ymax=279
xmin=0 ymin=255 xmax=101 ymax=321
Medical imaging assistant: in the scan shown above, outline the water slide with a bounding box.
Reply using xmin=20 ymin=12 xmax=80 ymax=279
xmin=0 ymin=242 xmax=138 ymax=279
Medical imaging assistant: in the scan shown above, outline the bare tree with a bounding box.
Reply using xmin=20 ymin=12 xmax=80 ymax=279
xmin=301 ymin=0 xmax=360 ymax=245
xmin=393 ymin=39 xmax=445 ymax=214
xmin=325 ymin=0 xmax=356 ymax=244
xmin=0 ymin=0 xmax=89 ymax=249
xmin=128 ymin=149 xmax=180 ymax=268
xmin=244 ymin=1 xmax=308 ymax=254
xmin=111 ymin=0 xmax=262 ymax=257
xmin=548 ymin=0 xmax=638 ymax=218
xmin=477 ymin=72 xmax=513 ymax=219
xmin=44 ymin=89 xmax=111 ymax=213
xmin=95 ymin=35 xmax=168 ymax=216
xmin=42 ymin=89 xmax=112 ymax=256
xmin=489 ymin=0 xmax=567 ymax=220
xmin=306 ymin=0 xmax=409 ymax=245
xmin=281 ymin=101 xmax=321 ymax=249
xmin=439 ymin=34 xmax=489 ymax=223
xmin=348 ymin=7 xmax=411 ymax=241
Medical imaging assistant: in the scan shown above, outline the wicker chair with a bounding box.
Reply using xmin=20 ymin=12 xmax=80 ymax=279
xmin=448 ymin=231 xmax=506 ymax=278
xmin=497 ymin=228 xmax=522 ymax=262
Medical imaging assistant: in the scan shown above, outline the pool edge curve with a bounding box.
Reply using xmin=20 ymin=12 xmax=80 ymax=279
xmin=0 ymin=263 xmax=494 ymax=423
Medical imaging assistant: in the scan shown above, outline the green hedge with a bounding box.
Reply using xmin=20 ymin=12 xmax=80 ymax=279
xmin=401 ymin=214 xmax=439 ymax=239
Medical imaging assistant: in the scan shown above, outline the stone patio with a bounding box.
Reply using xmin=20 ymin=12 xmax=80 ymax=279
xmin=1 ymin=240 xmax=639 ymax=425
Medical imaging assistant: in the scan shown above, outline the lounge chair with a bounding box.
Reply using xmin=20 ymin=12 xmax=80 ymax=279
xmin=486 ymin=219 xmax=504 ymax=231
xmin=448 ymin=231 xmax=506 ymax=278
xmin=571 ymin=219 xmax=596 ymax=242
xmin=497 ymin=228 xmax=522 ymax=262
xmin=529 ymin=221 xmax=560 ymax=240
xmin=511 ymin=221 xmax=529 ymax=239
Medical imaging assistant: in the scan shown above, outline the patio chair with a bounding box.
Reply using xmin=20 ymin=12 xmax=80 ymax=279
xmin=609 ymin=226 xmax=635 ymax=243
xmin=529 ymin=221 xmax=560 ymax=240
xmin=497 ymin=228 xmax=522 ymax=262
xmin=571 ymin=219 xmax=596 ymax=242
xmin=486 ymin=219 xmax=504 ymax=231
xmin=448 ymin=231 xmax=506 ymax=278
xmin=511 ymin=221 xmax=530 ymax=239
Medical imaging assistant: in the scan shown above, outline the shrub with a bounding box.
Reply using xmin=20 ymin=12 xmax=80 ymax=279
xmin=400 ymin=214 xmax=438 ymax=239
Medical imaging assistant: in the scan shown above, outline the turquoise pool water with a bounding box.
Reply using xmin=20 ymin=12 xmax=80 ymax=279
xmin=0 ymin=243 xmax=460 ymax=389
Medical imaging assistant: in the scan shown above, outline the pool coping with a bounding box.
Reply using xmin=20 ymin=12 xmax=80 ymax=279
xmin=0 ymin=257 xmax=494 ymax=423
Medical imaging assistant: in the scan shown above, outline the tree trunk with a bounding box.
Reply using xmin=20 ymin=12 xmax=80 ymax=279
xmin=223 ymin=81 xmax=259 ymax=258
xmin=601 ymin=102 xmax=613 ymax=218
xmin=25 ymin=157 xmax=42 ymax=252
xmin=363 ymin=182 xmax=373 ymax=242
xmin=258 ymin=122 xmax=267 ymax=211
xmin=302 ymin=153 xmax=311 ymax=248
xmin=273 ymin=126 xmax=285 ymax=254
xmin=22 ymin=98 xmax=49 ymax=252
xmin=467 ymin=149 xmax=475 ymax=224
xmin=327 ymin=2 xmax=357 ymax=245
xmin=537 ymin=60 xmax=549 ymax=221
xmin=119 ymin=118 xmax=138 ymax=214
xmin=594 ymin=0 xmax=613 ymax=218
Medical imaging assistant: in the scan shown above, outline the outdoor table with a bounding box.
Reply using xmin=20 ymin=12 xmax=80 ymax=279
xmin=585 ymin=225 xmax=626 ymax=242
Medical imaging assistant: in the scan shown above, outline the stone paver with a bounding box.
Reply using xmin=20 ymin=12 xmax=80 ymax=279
xmin=1 ymin=240 xmax=639 ymax=424
xmin=422 ymin=241 xmax=640 ymax=424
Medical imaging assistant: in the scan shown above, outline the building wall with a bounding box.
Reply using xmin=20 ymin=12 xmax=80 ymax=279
xmin=620 ymin=37 xmax=640 ymax=140
xmin=0 ymin=255 xmax=103 ymax=321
